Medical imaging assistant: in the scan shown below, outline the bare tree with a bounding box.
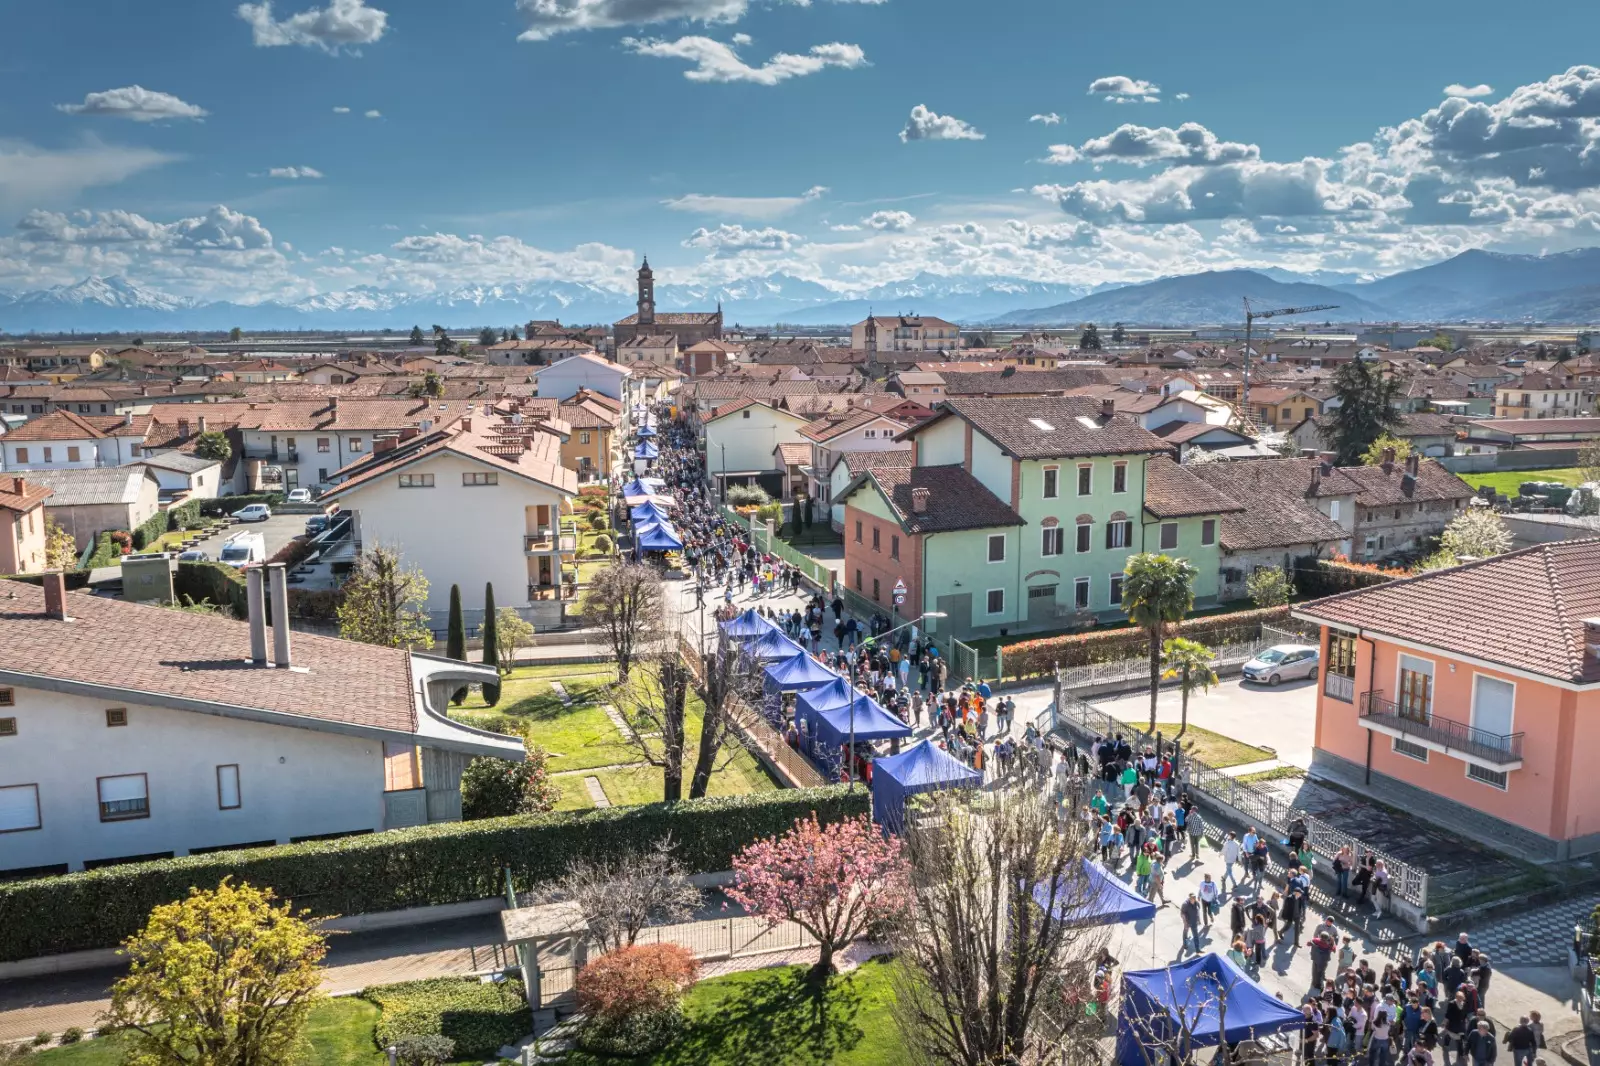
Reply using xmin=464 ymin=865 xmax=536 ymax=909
xmin=1118 ymin=970 xmax=1241 ymax=1066
xmin=617 ymin=650 xmax=692 ymax=802
xmin=687 ymin=644 xmax=763 ymax=800
xmin=537 ymin=838 xmax=702 ymax=954
xmin=888 ymin=785 xmax=1111 ymax=1066
xmin=581 ymin=561 xmax=663 ymax=681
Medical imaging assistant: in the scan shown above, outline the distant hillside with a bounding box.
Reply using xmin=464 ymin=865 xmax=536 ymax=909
xmin=989 ymin=269 xmax=1393 ymax=326
xmin=1350 ymin=247 xmax=1600 ymax=320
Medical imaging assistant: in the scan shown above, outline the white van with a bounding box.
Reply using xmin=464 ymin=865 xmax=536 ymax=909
xmin=218 ymin=531 xmax=267 ymax=568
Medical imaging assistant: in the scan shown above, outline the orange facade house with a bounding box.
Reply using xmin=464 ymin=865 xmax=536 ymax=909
xmin=1294 ymin=538 xmax=1600 ymax=860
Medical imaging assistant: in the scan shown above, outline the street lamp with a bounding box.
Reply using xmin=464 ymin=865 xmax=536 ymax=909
xmin=845 ymin=611 xmax=946 ymax=791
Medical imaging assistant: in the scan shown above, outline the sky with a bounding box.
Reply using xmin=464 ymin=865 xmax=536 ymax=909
xmin=4 ymin=0 xmax=1600 ymax=306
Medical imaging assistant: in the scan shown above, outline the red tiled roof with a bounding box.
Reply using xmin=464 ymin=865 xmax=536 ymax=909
xmin=1141 ymin=457 xmax=1246 ymax=520
xmin=843 ymin=463 xmax=1025 ymax=535
xmin=927 ymin=396 xmax=1172 ymax=459
xmin=1337 ymin=458 xmax=1474 ymax=508
xmin=0 ymin=476 xmax=52 ymax=512
xmin=776 ymin=443 xmax=810 ymax=466
xmin=1190 ymin=459 xmax=1356 ymax=551
xmin=1295 ymin=538 xmax=1600 ymax=684
xmin=1 ymin=409 xmax=110 ymax=441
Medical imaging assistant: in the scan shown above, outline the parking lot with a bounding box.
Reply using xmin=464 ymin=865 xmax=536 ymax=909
xmin=1090 ymin=674 xmax=1320 ymax=769
xmin=185 ymin=512 xmax=311 ymax=564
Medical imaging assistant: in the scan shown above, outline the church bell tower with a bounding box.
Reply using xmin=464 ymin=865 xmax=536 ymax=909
xmin=636 ymin=258 xmax=656 ymax=327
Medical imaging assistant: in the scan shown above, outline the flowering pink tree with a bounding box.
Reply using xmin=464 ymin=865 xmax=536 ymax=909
xmin=728 ymin=814 xmax=910 ymax=980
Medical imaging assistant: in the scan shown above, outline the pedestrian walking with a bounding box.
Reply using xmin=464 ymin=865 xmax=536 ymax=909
xmin=1180 ymin=893 xmax=1203 ymax=954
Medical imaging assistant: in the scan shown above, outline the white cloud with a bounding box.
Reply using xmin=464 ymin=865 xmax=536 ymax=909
xmin=0 ymin=139 xmax=176 ymax=215
xmin=900 ymin=104 xmax=984 ymax=142
xmin=516 ymin=0 xmax=883 ymax=42
xmin=237 ymin=0 xmax=388 ymax=54
xmin=662 ymin=184 xmax=825 ymax=219
xmin=1175 ymin=92 xmax=1191 ymax=102
xmin=268 ymin=166 xmax=325 ymax=179
xmin=332 ymin=105 xmax=351 ymax=113
xmin=1029 ymin=112 xmax=1061 ymax=125
xmin=1044 ymin=123 xmax=1259 ymax=167
xmin=622 ymin=36 xmax=865 ymax=84
xmin=364 ymin=109 xmax=382 ymax=118
xmin=1444 ymin=83 xmax=1494 ymax=98
xmin=56 ymin=86 xmax=208 ymax=123
xmin=730 ymin=32 xmax=751 ymax=45
xmin=862 ymin=210 xmax=915 ymax=231
xmin=1088 ymin=75 xmax=1160 ymax=103
xmin=682 ymin=223 xmax=802 ymax=252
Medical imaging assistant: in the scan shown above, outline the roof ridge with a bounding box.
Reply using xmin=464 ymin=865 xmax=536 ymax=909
xmin=1540 ymin=540 xmax=1584 ymax=682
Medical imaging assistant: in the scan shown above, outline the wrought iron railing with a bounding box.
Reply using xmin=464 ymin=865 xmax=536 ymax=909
xmin=1359 ymin=690 xmax=1523 ymax=766
xmin=1324 ymin=672 xmax=1355 ymax=702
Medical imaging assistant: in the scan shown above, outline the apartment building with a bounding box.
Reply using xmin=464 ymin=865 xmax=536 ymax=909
xmin=703 ymin=399 xmax=811 ymax=501
xmin=1493 ymin=371 xmax=1590 ymax=419
xmin=0 ymin=410 xmax=150 ymax=471
xmin=853 ymin=314 xmax=962 ymax=353
xmin=0 ymin=476 xmax=52 ymax=574
xmin=801 ymin=407 xmax=912 ymax=515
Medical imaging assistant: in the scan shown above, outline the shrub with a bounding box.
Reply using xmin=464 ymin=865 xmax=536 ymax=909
xmin=108 ymin=530 xmax=134 ymax=554
xmin=366 ymin=977 xmax=527 ymax=1059
xmin=726 ymin=484 xmax=770 ymax=507
xmin=392 ymin=1033 xmax=456 ymax=1066
xmin=588 ymin=513 xmax=609 ymax=532
xmin=460 ymin=744 xmax=558 ymax=819
xmin=130 ymin=510 xmax=170 ymax=551
xmin=755 ymin=502 xmax=783 ymax=528
xmin=1002 ymin=606 xmax=1293 ymax=679
xmin=60 ymin=1029 xmax=83 ymax=1045
xmin=578 ymin=484 xmax=608 ymax=498
xmin=592 ymin=533 xmax=613 ymax=554
xmin=31 ymin=1034 xmax=50 ymax=1047
xmin=0 ymin=787 xmax=867 ymax=962
xmin=86 ymin=532 xmax=122 ymax=569
xmin=166 ymin=499 xmax=204 ymax=531
xmin=577 ymin=944 xmax=698 ymax=1057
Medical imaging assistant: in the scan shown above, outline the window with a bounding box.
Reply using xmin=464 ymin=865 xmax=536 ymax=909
xmin=0 ymin=717 xmax=14 ymax=737
xmin=398 ymin=473 xmax=435 ymax=488
xmin=105 ymin=707 xmax=128 ymax=728
xmin=1397 ymin=654 xmax=1433 ymax=723
xmin=1201 ymin=519 xmax=1216 ymax=546
xmin=872 ymin=527 xmax=881 ymax=552
xmin=864 ymin=429 xmax=877 ymax=439
xmin=1077 ymin=464 xmax=1092 ymax=495
xmin=1107 ymin=520 xmax=1130 ymax=549
xmin=1471 ymin=675 xmax=1516 ymax=747
xmin=1041 ymin=526 xmax=1064 ymax=556
xmin=317 ymin=438 xmax=331 ymax=452
xmin=854 ymin=568 xmax=862 ymax=590
xmin=1328 ymin=499 xmax=1340 ymax=521
xmin=12 ymin=448 xmax=25 ymax=464
xmin=873 ymin=578 xmax=881 ymax=601
xmin=67 ymin=446 xmax=80 ymax=462
xmin=98 ymin=773 xmax=150 ymax=821
xmin=0 ymin=784 xmax=40 ymax=833
xmin=1467 ymin=764 xmax=1508 ymax=790
xmin=1074 ymin=577 xmax=1091 ymax=609
xmin=1113 ymin=462 xmax=1128 ymax=493
xmin=0 ymin=688 xmax=11 ymax=707
xmin=1043 ymin=466 xmax=1059 ymax=499
xmin=462 ymin=472 xmax=499 ymax=486
xmin=742 ymin=409 xmax=751 ymax=419
xmin=985 ymin=589 xmax=1005 ymax=615
xmin=854 ymin=520 xmax=863 ymax=543
xmin=349 ymin=438 xmax=364 ymax=452
xmin=987 ymin=534 xmax=1006 ymax=563
xmin=890 ymin=535 xmax=899 ymax=561
xmin=217 ymin=765 xmax=241 ymax=810
xmin=1076 ymin=521 xmax=1092 ymax=553
xmin=42 ymin=448 xmax=52 ymax=463
xmin=1392 ymin=738 xmax=1429 ymax=763
xmin=1109 ymin=573 xmax=1125 ymax=606
xmin=1160 ymin=523 xmax=1179 ymax=550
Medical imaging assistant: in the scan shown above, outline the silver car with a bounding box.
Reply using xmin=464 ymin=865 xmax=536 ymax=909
xmin=1242 ymin=644 xmax=1320 ymax=686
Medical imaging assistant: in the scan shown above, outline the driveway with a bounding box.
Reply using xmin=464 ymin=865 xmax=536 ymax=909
xmin=1088 ymin=676 xmax=1320 ymax=769
xmin=186 ymin=512 xmax=309 ymax=564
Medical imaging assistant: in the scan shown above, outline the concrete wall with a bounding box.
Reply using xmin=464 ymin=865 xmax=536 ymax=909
xmin=1 ymin=503 xmax=47 ymax=573
xmin=0 ymin=686 xmax=387 ymax=873
xmin=915 ymin=416 xmax=965 ymax=467
xmin=705 ymin=408 xmax=806 ymax=480
xmin=1440 ymin=449 xmax=1582 ymax=474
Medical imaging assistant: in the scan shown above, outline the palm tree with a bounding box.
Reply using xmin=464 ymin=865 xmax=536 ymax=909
xmin=1121 ymin=552 xmax=1198 ymax=732
xmin=1161 ymin=637 xmax=1218 ymax=739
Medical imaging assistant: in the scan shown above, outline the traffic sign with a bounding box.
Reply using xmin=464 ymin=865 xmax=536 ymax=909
xmin=892 ymin=578 xmax=907 ymax=594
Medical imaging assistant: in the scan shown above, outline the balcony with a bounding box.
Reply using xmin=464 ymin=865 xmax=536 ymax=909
xmin=524 ymin=530 xmax=578 ymax=553
xmin=1323 ymin=672 xmax=1355 ymax=703
xmin=1359 ymin=690 xmax=1523 ymax=769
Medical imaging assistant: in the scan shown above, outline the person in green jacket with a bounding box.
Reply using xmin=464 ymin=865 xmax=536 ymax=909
xmin=1119 ymin=762 xmax=1138 ymax=803
xmin=1135 ymin=847 xmax=1154 ymax=896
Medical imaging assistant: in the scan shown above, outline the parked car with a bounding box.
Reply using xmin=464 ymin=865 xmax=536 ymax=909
xmin=304 ymin=514 xmax=330 ymax=537
xmin=176 ymin=549 xmax=208 ymax=561
xmin=234 ymin=503 xmax=272 ymax=522
xmin=1241 ymin=644 xmax=1320 ymax=686
xmin=217 ymin=531 xmax=267 ymax=568
xmin=286 ymin=488 xmax=313 ymax=504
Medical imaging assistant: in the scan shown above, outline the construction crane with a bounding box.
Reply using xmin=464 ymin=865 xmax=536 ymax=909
xmin=1240 ymin=298 xmax=1339 ymax=415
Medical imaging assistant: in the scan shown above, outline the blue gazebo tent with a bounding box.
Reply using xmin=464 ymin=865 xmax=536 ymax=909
xmin=793 ymin=687 xmax=911 ymax=778
xmin=630 ymin=501 xmax=672 ymax=527
xmin=633 ymin=521 xmax=683 ymax=552
xmin=1032 ymin=859 xmax=1157 ymax=926
xmin=1115 ymin=953 xmax=1303 ymax=1066
xmin=790 ymin=677 xmax=856 ymax=713
xmin=719 ymin=609 xmax=780 ymax=641
xmin=761 ymin=652 xmax=840 ymax=725
xmin=636 ymin=424 xmax=657 ymax=438
xmin=746 ymin=629 xmax=808 ymax=662
xmin=870 ymin=739 xmax=982 ymax=833
xmin=634 ymin=440 xmax=660 ymax=460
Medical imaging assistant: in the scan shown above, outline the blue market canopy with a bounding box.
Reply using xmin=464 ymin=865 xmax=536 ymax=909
xmin=630 ymin=502 xmax=672 ymax=526
xmin=763 ymin=651 xmax=839 ymax=691
xmin=719 ymin=609 xmax=780 ymax=640
xmin=795 ymin=687 xmax=911 ymax=746
xmin=745 ymin=629 xmax=808 ymax=662
xmin=635 ymin=424 xmax=657 ymax=438
xmin=790 ymin=677 xmax=856 ymax=713
xmin=634 ymin=521 xmax=683 ymax=551
xmin=634 ymin=441 xmax=660 ymax=459
xmin=1115 ymin=953 xmax=1303 ymax=1066
xmin=870 ymin=739 xmax=982 ymax=834
xmin=1032 ymin=859 xmax=1157 ymax=926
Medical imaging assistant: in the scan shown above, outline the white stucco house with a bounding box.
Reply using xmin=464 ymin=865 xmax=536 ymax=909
xmin=0 ymin=572 xmax=518 ymax=876
xmin=703 ymin=399 xmax=810 ymax=500
xmin=321 ymin=412 xmax=579 ymax=626
xmin=799 ymin=407 xmax=912 ymax=516
xmin=135 ymin=452 xmax=223 ymax=503
xmin=530 ymin=351 xmax=634 ymax=404
xmin=0 ymin=410 xmax=150 ymax=472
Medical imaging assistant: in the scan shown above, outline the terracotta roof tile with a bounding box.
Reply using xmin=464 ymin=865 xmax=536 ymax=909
xmin=1336 ymin=458 xmax=1474 ymax=508
xmin=930 ymin=396 xmax=1171 ymax=459
xmin=1141 ymin=457 xmax=1246 ymax=519
xmin=845 ymin=463 xmax=1025 ymax=535
xmin=1190 ymin=458 xmax=1355 ymax=551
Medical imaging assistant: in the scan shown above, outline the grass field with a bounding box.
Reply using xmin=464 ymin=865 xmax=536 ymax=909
xmin=1106 ymin=720 xmax=1274 ymax=769
xmin=1458 ymin=466 xmax=1588 ymax=496
xmin=563 ymin=958 xmax=914 ymax=1066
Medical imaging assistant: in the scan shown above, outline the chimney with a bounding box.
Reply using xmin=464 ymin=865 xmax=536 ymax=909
xmin=1406 ymin=452 xmax=1420 ymax=476
xmin=1101 ymin=398 xmax=1116 ymax=419
xmin=246 ymin=566 xmax=268 ymax=665
xmin=41 ymin=571 xmax=70 ymax=621
xmin=329 ymin=397 xmax=340 ymax=418
xmin=460 ymin=416 xmax=473 ymax=433
xmin=123 ymin=410 xmax=133 ymax=427
xmin=197 ymin=415 xmax=208 ymax=435
xmin=375 ymin=436 xmax=398 ymax=455
xmin=1310 ymin=466 xmax=1321 ymax=494
xmin=1319 ymin=458 xmax=1333 ymax=478
xmin=910 ymin=486 xmax=931 ymax=513
xmin=399 ymin=426 xmax=420 ymax=441
xmin=268 ymin=564 xmax=292 ymax=669
xmin=523 ymin=435 xmax=534 ymax=452
xmin=177 ymin=417 xmax=190 ymax=439
xmin=1381 ymin=446 xmax=1396 ymax=473
xmin=10 ymin=476 xmax=23 ymax=495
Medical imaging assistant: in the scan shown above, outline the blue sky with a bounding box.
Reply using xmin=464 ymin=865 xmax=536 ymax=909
xmin=4 ymin=0 xmax=1600 ymax=304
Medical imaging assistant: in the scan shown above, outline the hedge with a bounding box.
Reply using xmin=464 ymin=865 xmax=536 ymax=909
xmin=0 ymin=786 xmax=867 ymax=962
xmin=172 ymin=560 xmax=342 ymax=622
xmin=130 ymin=509 xmax=169 ymax=551
xmin=165 ymin=499 xmax=204 ymax=531
xmin=86 ymin=531 xmax=123 ymax=570
xmin=367 ymin=977 xmax=528 ymax=1057
xmin=1 ymin=569 xmax=92 ymax=589
xmin=1002 ymin=605 xmax=1293 ymax=679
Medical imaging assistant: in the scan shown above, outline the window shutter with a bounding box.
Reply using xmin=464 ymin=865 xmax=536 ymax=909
xmin=1105 ymin=522 xmax=1114 ymax=550
xmin=98 ymin=775 xmax=146 ymax=803
xmin=0 ymin=785 xmax=39 ymax=832
xmin=1123 ymin=519 xmax=1134 ymax=546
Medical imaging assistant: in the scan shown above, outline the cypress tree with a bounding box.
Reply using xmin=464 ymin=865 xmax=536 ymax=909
xmin=446 ymin=584 xmax=467 ymax=705
xmin=481 ymin=583 xmax=501 ymax=707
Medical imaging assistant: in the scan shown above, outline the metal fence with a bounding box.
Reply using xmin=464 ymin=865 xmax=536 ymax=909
xmin=677 ymin=635 xmax=829 ymax=789
xmin=722 ymin=505 xmax=836 ymax=592
xmin=833 ymin=583 xmax=986 ymax=681
xmin=1044 ymin=678 xmax=1429 ymax=910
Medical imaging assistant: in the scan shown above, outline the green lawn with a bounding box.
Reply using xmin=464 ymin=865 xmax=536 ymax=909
xmin=1107 ymin=720 xmax=1274 ymax=769
xmin=1458 ymin=466 xmax=1588 ymax=497
xmin=563 ymin=958 xmax=914 ymax=1066
xmin=32 ymin=998 xmax=395 ymax=1066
